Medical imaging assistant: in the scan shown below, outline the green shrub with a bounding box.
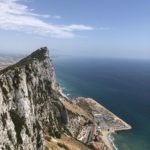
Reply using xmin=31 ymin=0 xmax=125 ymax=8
xmin=55 ymin=131 xmax=61 ymax=139
xmin=44 ymin=146 xmax=49 ymax=150
xmin=5 ymin=144 xmax=11 ymax=150
xmin=9 ymin=110 xmax=26 ymax=144
xmin=1 ymin=113 xmax=7 ymax=127
xmin=2 ymin=87 xmax=8 ymax=96
xmin=57 ymin=143 xmax=69 ymax=150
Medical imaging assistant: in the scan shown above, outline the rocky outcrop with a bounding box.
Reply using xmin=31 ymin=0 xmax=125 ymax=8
xmin=0 ymin=47 xmax=131 ymax=150
xmin=0 ymin=47 xmax=68 ymax=150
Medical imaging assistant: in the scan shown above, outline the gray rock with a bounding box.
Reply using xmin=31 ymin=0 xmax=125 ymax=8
xmin=0 ymin=47 xmax=68 ymax=150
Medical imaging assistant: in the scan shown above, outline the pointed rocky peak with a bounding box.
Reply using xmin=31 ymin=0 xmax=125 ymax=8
xmin=24 ymin=47 xmax=49 ymax=61
xmin=0 ymin=47 xmax=50 ymax=75
xmin=17 ymin=47 xmax=50 ymax=66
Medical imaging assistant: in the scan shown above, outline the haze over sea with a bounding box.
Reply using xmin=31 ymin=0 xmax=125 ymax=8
xmin=53 ymin=56 xmax=150 ymax=150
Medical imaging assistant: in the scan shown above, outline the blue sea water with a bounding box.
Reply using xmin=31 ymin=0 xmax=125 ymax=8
xmin=53 ymin=57 xmax=150 ymax=150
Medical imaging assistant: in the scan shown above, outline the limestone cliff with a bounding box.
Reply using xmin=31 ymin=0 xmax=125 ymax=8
xmin=0 ymin=47 xmax=131 ymax=150
xmin=0 ymin=47 xmax=68 ymax=150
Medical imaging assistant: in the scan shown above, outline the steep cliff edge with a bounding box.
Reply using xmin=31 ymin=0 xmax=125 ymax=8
xmin=0 ymin=47 xmax=68 ymax=150
xmin=0 ymin=47 xmax=131 ymax=150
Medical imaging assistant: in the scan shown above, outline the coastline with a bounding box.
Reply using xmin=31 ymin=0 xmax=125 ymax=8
xmin=89 ymin=97 xmax=131 ymax=150
xmin=102 ymin=131 xmax=115 ymax=150
xmin=57 ymin=85 xmax=131 ymax=150
xmin=54 ymin=57 xmax=150 ymax=150
xmin=108 ymin=133 xmax=118 ymax=150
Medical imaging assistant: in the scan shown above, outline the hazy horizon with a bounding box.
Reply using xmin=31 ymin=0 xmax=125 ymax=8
xmin=0 ymin=0 xmax=149 ymax=59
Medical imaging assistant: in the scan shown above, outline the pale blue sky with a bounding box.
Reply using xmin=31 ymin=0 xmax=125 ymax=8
xmin=0 ymin=0 xmax=149 ymax=59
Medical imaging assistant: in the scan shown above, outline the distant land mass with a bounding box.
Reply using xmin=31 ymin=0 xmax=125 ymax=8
xmin=0 ymin=47 xmax=131 ymax=150
xmin=0 ymin=55 xmax=22 ymax=70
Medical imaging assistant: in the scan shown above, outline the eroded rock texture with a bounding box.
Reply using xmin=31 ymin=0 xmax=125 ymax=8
xmin=0 ymin=47 xmax=68 ymax=150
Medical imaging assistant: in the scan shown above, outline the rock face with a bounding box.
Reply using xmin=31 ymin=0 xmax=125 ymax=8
xmin=0 ymin=47 xmax=68 ymax=150
xmin=0 ymin=47 xmax=131 ymax=150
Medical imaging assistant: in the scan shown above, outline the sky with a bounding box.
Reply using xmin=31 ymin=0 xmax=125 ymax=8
xmin=0 ymin=0 xmax=149 ymax=59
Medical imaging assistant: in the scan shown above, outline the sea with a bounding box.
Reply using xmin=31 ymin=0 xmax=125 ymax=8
xmin=53 ymin=56 xmax=150 ymax=150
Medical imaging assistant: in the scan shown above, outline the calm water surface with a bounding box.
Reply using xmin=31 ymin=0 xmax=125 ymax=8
xmin=53 ymin=57 xmax=150 ymax=150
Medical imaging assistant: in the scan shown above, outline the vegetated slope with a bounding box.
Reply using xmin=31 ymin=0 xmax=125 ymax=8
xmin=0 ymin=47 xmax=69 ymax=150
xmin=0 ymin=47 xmax=131 ymax=150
